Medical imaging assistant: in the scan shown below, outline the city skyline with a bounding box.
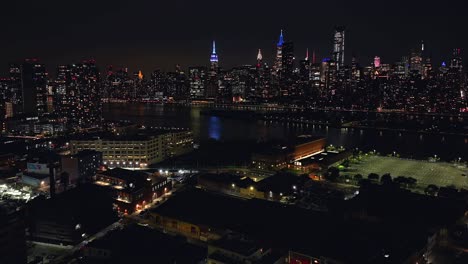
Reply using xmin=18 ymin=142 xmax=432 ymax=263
xmin=1 ymin=0 xmax=467 ymax=74
xmin=0 ymin=30 xmax=465 ymax=77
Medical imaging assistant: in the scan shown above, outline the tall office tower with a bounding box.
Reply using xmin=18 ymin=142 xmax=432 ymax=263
xmin=21 ymin=59 xmax=48 ymax=116
xmin=210 ymin=41 xmax=219 ymax=74
xmin=173 ymin=67 xmax=188 ymax=100
xmin=257 ymin=49 xmax=263 ymax=67
xmin=394 ymin=56 xmax=410 ymax=79
xmin=298 ymin=49 xmax=311 ymax=97
xmin=255 ymin=49 xmax=272 ymax=99
xmin=274 ymin=30 xmax=284 ymax=75
xmin=7 ymin=64 xmax=22 ymax=116
xmin=410 ymin=41 xmax=424 ymax=75
xmin=65 ymin=60 xmax=102 ymax=129
xmin=332 ymin=26 xmax=346 ymax=70
xmin=255 ymin=49 xmax=264 ymax=97
xmin=151 ymin=69 xmax=165 ymax=98
xmin=351 ymin=56 xmax=361 ymax=81
xmin=450 ymin=48 xmax=463 ymax=72
xmin=374 ymin=56 xmax=381 ymax=68
xmin=189 ymin=66 xmax=207 ymax=99
xmin=230 ymin=66 xmax=254 ymax=99
xmin=281 ymin=41 xmax=295 ymax=77
xmin=207 ymin=41 xmax=219 ymax=99
xmin=422 ymin=57 xmax=433 ymax=79
xmin=320 ymin=58 xmax=332 ymax=90
xmin=310 ymin=62 xmax=321 ymax=91
xmin=299 ymin=49 xmax=311 ymax=81
xmin=53 ymin=65 xmax=72 ymax=118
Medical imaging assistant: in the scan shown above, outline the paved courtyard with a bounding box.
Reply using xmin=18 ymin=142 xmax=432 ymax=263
xmin=345 ymin=156 xmax=468 ymax=189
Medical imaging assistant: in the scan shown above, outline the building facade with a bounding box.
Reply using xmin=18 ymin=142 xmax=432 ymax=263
xmin=70 ymin=131 xmax=193 ymax=168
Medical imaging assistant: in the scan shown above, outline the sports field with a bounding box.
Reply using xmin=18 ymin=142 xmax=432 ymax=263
xmin=345 ymin=156 xmax=468 ymax=189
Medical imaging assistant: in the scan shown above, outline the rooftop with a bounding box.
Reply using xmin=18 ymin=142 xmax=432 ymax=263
xmin=212 ymin=234 xmax=263 ymax=256
xmin=86 ymin=224 xmax=205 ymax=263
xmin=152 ymin=188 xmax=439 ymax=263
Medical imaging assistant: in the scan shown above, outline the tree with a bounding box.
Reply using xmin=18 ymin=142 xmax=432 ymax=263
xmin=424 ymin=184 xmax=439 ymax=196
xmin=368 ymin=173 xmax=380 ymax=181
xmin=394 ymin=176 xmax=408 ymax=188
xmin=407 ymin=177 xmax=417 ymax=188
xmin=342 ymin=159 xmax=350 ymax=168
xmin=380 ymin=173 xmax=393 ymax=185
xmin=325 ymin=167 xmax=340 ymax=182
xmin=353 ymin=174 xmax=363 ymax=183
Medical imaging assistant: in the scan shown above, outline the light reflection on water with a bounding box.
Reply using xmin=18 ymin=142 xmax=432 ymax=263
xmin=103 ymin=103 xmax=467 ymax=160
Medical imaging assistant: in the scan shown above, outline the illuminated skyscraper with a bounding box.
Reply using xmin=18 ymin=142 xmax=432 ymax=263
xmin=189 ymin=66 xmax=207 ymax=99
xmin=450 ymin=48 xmax=463 ymax=71
xmin=6 ymin=64 xmax=22 ymax=116
xmin=410 ymin=41 xmax=424 ymax=75
xmin=257 ymin=49 xmax=263 ymax=67
xmin=374 ymin=56 xmax=381 ymax=68
xmin=207 ymin=41 xmax=219 ymax=99
xmin=332 ymin=26 xmax=345 ymax=70
xmin=210 ymin=40 xmax=219 ymax=73
xmin=274 ymin=30 xmax=284 ymax=75
xmin=67 ymin=60 xmax=102 ymax=129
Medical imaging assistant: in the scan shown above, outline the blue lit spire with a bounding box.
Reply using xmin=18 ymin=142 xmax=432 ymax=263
xmin=210 ymin=40 xmax=218 ymax=63
xmin=277 ymin=30 xmax=284 ymax=47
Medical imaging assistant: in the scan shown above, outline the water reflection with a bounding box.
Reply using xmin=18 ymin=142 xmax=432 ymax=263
xmin=103 ymin=103 xmax=467 ymax=160
xmin=208 ymin=117 xmax=221 ymax=140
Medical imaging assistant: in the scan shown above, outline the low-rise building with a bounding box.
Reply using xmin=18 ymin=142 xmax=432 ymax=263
xmin=27 ymin=185 xmax=117 ymax=246
xmin=252 ymin=135 xmax=325 ymax=170
xmin=81 ymin=224 xmax=206 ymax=263
xmin=0 ymin=202 xmax=27 ymax=264
xmin=94 ymin=168 xmax=171 ymax=214
xmin=198 ymin=173 xmax=306 ymax=202
xmin=70 ymin=130 xmax=193 ymax=168
xmin=207 ymin=234 xmax=277 ymax=264
xmin=61 ymin=150 xmax=102 ymax=184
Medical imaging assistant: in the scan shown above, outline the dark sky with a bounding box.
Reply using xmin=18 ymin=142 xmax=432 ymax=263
xmin=1 ymin=0 xmax=466 ymax=75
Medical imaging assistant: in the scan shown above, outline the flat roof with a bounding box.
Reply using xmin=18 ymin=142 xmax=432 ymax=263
xmin=86 ymin=224 xmax=205 ymax=263
xmin=151 ymin=188 xmax=437 ymax=262
xmin=212 ymin=235 xmax=262 ymax=256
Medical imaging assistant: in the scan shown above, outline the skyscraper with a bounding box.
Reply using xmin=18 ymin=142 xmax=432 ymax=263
xmin=332 ymin=26 xmax=345 ymax=70
xmin=374 ymin=56 xmax=381 ymax=68
xmin=410 ymin=41 xmax=424 ymax=76
xmin=209 ymin=40 xmax=219 ymax=74
xmin=21 ymin=59 xmax=48 ymax=116
xmin=256 ymin=49 xmax=263 ymax=67
xmin=189 ymin=66 xmax=207 ymax=99
xmin=59 ymin=60 xmax=102 ymax=129
xmin=207 ymin=41 xmax=219 ymax=99
xmin=281 ymin=41 xmax=295 ymax=77
xmin=299 ymin=49 xmax=311 ymax=81
xmin=274 ymin=30 xmax=284 ymax=75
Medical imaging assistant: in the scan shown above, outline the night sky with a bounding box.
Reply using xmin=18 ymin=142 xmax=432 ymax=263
xmin=1 ymin=0 xmax=466 ymax=75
